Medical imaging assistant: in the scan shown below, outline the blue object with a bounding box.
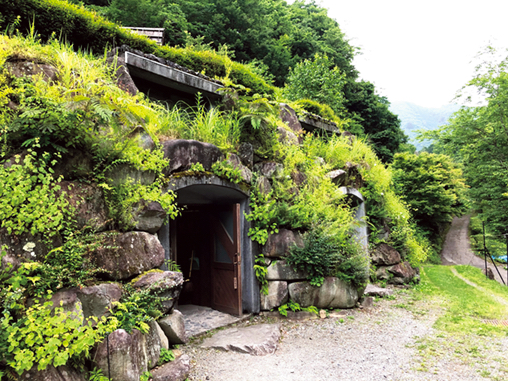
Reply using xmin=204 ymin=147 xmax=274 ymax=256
xmin=496 ymin=255 xmax=508 ymax=263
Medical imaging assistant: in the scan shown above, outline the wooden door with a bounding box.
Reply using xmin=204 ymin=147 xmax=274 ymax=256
xmin=210 ymin=204 xmax=242 ymax=316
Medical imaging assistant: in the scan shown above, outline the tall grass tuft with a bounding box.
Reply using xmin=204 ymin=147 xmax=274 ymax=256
xmin=155 ymin=97 xmax=241 ymax=152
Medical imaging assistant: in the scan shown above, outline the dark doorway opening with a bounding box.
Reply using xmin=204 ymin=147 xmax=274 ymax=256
xmin=158 ymin=178 xmax=260 ymax=316
xmin=171 ymin=201 xmax=243 ymax=316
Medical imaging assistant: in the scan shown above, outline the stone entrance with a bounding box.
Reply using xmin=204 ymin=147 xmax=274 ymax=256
xmin=158 ymin=175 xmax=260 ymax=317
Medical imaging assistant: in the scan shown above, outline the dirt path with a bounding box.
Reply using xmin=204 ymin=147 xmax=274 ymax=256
xmin=441 ymin=215 xmax=507 ymax=285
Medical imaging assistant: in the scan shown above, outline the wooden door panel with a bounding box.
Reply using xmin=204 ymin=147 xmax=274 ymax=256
xmin=210 ymin=204 xmax=242 ymax=316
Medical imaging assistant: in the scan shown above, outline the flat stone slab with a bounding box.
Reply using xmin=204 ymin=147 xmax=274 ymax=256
xmin=200 ymin=324 xmax=281 ymax=356
xmin=364 ymin=284 xmax=394 ymax=297
xmin=178 ymin=305 xmax=241 ymax=337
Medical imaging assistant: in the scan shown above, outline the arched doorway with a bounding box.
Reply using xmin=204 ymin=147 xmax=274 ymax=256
xmin=158 ymin=175 xmax=259 ymax=316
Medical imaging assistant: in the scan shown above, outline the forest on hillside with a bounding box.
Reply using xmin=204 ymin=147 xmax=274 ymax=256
xmin=66 ymin=0 xmax=408 ymax=162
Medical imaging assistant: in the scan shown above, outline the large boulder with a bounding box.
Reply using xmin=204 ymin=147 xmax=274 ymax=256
xmin=253 ymin=162 xmax=284 ymax=180
xmin=145 ymin=321 xmax=162 ymax=369
xmin=105 ymin=163 xmax=156 ymax=187
xmin=76 ymin=283 xmax=122 ymax=321
xmin=0 ymin=228 xmax=61 ymax=261
xmin=279 ymin=103 xmax=303 ymax=135
xmin=265 ymin=260 xmax=308 ymax=281
xmin=92 ymin=232 xmax=165 ymax=280
xmin=371 ymin=243 xmax=402 ymax=266
xmin=107 ymin=48 xmax=139 ymax=96
xmin=48 ymin=289 xmax=84 ymax=323
xmin=131 ymin=271 xmax=184 ymax=314
xmin=262 ymin=229 xmax=304 ymax=258
xmin=132 ymin=201 xmax=167 ymax=234
xmin=288 ymin=277 xmax=359 ymax=309
xmin=277 ymin=126 xmax=299 ymax=145
xmin=0 ymin=251 xmax=21 ymax=273
xmin=93 ymin=329 xmax=149 ymax=381
xmin=6 ymin=58 xmax=58 ymax=82
xmin=200 ymin=324 xmax=281 ymax=356
xmin=52 ymin=149 xmax=94 ymax=180
xmin=151 ymin=321 xmax=169 ymax=350
xmin=162 ymin=139 xmax=223 ymax=174
xmin=238 ymin=142 xmax=254 ymax=168
xmin=260 ymin=281 xmax=288 ymax=310
xmin=21 ymin=365 xmax=86 ymax=381
xmin=326 ymin=169 xmax=347 ymax=186
xmin=255 ymin=175 xmax=272 ymax=196
xmin=57 ymin=181 xmax=109 ymax=232
xmin=387 ymin=262 xmax=418 ymax=284
xmin=158 ymin=310 xmax=188 ymax=345
xmin=226 ymin=153 xmax=253 ymax=183
xmin=151 ymin=355 xmax=191 ymax=381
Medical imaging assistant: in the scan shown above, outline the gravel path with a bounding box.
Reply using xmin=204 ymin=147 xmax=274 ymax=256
xmin=441 ymin=215 xmax=507 ymax=284
xmin=182 ymin=295 xmax=506 ymax=381
xmin=178 ymin=216 xmax=508 ymax=381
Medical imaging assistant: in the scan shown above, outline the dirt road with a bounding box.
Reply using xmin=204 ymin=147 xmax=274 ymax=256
xmin=441 ymin=215 xmax=508 ymax=285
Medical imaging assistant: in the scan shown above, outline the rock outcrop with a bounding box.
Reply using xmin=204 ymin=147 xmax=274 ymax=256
xmin=92 ymin=232 xmax=165 ymax=280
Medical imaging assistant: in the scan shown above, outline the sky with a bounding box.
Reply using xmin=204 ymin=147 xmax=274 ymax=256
xmin=313 ymin=0 xmax=508 ymax=108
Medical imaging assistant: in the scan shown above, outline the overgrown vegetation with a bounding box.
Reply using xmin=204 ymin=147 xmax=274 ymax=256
xmin=0 ymin=11 xmax=428 ymax=375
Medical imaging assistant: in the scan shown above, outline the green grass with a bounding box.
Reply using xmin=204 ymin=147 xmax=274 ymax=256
xmin=416 ymin=265 xmax=508 ymax=334
xmin=402 ymin=265 xmax=508 ymax=379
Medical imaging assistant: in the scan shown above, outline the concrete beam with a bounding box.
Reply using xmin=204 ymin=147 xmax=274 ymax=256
xmin=299 ymin=115 xmax=340 ymax=135
xmin=125 ymin=52 xmax=222 ymax=100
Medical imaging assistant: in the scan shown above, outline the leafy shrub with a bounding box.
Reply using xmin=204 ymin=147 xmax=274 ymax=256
xmin=157 ymin=347 xmax=175 ymax=365
xmin=295 ymin=98 xmax=339 ymax=122
xmin=0 ymin=148 xmax=70 ymax=237
xmin=286 ymin=225 xmax=368 ymax=288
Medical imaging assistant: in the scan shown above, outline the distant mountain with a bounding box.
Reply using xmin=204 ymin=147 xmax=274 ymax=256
xmin=389 ymin=102 xmax=460 ymax=150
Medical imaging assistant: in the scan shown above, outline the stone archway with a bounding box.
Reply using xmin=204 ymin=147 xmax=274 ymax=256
xmin=157 ymin=175 xmax=259 ymax=316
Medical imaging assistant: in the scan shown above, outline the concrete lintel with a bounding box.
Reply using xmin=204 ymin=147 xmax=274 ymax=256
xmin=299 ymin=116 xmax=340 ymax=135
xmin=125 ymin=52 xmax=222 ymax=98
xmin=339 ymin=186 xmax=364 ymax=202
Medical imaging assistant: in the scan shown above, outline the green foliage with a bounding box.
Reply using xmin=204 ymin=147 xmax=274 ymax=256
xmin=0 ymin=300 xmax=116 ymax=375
xmin=112 ymin=285 xmax=166 ymax=333
xmin=295 ymin=98 xmax=340 ymax=123
xmin=245 ymin=188 xmax=279 ymax=245
xmin=211 ymin=159 xmax=243 ymax=184
xmin=343 ymin=80 xmax=407 ymax=162
xmin=88 ymin=368 xmax=109 ymax=381
xmin=140 ymin=371 xmax=152 ymax=381
xmin=29 ymin=233 xmax=106 ymax=296
xmin=425 ymin=47 xmax=508 ymax=236
xmin=157 ymin=347 xmax=175 ymax=365
xmin=105 ymin=0 xmax=189 ymax=46
xmin=284 ymin=53 xmax=346 ymax=117
xmin=286 ymin=225 xmax=368 ymax=288
xmin=391 ymin=152 xmax=467 ymax=232
xmin=157 ymin=96 xmax=242 ymax=152
xmin=278 ymin=300 xmax=318 ymax=317
xmin=188 ymin=162 xmax=205 ymax=172
xmin=0 ymin=0 xmax=275 ymax=95
xmin=0 ymin=148 xmax=70 ymax=237
xmin=103 ymin=175 xmax=179 ymax=231
xmin=254 ymin=254 xmax=269 ymax=295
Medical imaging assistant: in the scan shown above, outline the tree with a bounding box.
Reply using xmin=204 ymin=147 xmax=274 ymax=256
xmin=391 ymin=152 xmax=467 ymax=234
xmin=426 ymin=48 xmax=508 ymax=234
xmin=283 ymin=53 xmax=346 ymax=116
xmin=343 ymin=80 xmax=407 ymax=162
xmin=105 ymin=0 xmax=189 ymax=46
